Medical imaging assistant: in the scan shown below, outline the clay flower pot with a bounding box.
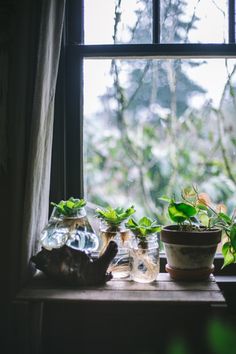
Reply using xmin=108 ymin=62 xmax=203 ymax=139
xmin=160 ymin=225 xmax=222 ymax=280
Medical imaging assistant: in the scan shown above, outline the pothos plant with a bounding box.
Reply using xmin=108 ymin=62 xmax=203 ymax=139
xmin=126 ymin=217 xmax=161 ymax=248
xmin=96 ymin=205 xmax=136 ymax=231
xmin=51 ymin=197 xmax=86 ymax=217
xmin=160 ymin=186 xmax=236 ymax=268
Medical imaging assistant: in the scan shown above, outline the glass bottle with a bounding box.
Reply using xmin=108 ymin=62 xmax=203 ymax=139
xmin=129 ymin=234 xmax=159 ymax=283
xmin=40 ymin=207 xmax=99 ymax=253
xmin=99 ymin=221 xmax=131 ymax=279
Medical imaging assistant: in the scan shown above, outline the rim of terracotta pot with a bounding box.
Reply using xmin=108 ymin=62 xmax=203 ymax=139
xmin=160 ymin=224 xmax=222 ymax=246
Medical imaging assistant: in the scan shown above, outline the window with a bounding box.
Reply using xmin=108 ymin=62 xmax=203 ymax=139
xmin=52 ymin=0 xmax=236 ymax=272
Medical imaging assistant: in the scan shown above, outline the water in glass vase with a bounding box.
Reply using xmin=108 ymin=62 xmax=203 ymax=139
xmin=100 ymin=225 xmax=131 ymax=279
xmin=40 ymin=207 xmax=99 ymax=253
xmin=130 ymin=235 xmax=159 ymax=283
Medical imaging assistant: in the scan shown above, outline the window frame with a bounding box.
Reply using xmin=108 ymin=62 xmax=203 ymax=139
xmin=51 ymin=0 xmax=236 ymax=275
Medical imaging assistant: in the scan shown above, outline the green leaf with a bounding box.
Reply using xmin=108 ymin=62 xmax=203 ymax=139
xmin=96 ymin=205 xmax=135 ymax=225
xmin=168 ymin=202 xmax=197 ymax=223
xmin=222 ymin=243 xmax=235 ymax=268
xmin=230 ymin=225 xmax=236 ymax=250
xmin=126 ymin=218 xmax=138 ymax=228
xmin=168 ymin=204 xmax=188 ymax=223
xmin=51 ymin=198 xmax=86 ymax=216
xmin=199 ymin=213 xmax=209 ymax=227
xmin=139 ymin=216 xmax=152 ymax=227
xmin=175 ymin=202 xmax=197 ymax=218
xmin=218 ymin=212 xmax=232 ymax=225
xmin=222 ymin=242 xmax=230 ymax=258
xmin=125 ymin=216 xmax=161 ymax=239
xmin=66 ymin=200 xmax=74 ymax=209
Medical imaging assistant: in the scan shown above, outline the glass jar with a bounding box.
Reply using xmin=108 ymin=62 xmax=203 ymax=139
xmin=40 ymin=207 xmax=99 ymax=253
xmin=99 ymin=222 xmax=131 ymax=279
xmin=129 ymin=234 xmax=159 ymax=283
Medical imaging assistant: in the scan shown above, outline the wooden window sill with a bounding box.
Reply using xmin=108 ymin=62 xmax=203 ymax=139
xmin=15 ymin=271 xmax=225 ymax=305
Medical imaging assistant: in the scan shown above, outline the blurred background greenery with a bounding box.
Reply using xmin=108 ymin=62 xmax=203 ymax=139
xmin=84 ymin=0 xmax=236 ymax=224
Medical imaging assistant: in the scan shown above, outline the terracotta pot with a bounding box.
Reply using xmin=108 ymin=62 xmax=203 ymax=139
xmin=160 ymin=225 xmax=222 ymax=280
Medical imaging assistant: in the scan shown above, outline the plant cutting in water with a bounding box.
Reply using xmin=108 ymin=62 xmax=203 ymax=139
xmin=160 ymin=186 xmax=236 ymax=268
xmin=40 ymin=197 xmax=99 ymax=252
xmin=96 ymin=205 xmax=135 ymax=229
xmin=96 ymin=205 xmax=136 ymax=279
xmin=126 ymin=216 xmax=161 ymax=247
xmin=126 ymin=216 xmax=160 ymax=283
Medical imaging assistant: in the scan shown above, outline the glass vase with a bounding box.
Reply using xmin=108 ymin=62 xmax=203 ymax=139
xmin=100 ymin=222 xmax=131 ymax=279
xmin=129 ymin=234 xmax=159 ymax=283
xmin=40 ymin=207 xmax=99 ymax=253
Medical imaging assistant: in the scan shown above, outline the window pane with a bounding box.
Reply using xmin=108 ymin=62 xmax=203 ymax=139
xmin=160 ymin=0 xmax=228 ymax=43
xmin=84 ymin=58 xmax=236 ymax=223
xmin=84 ymin=0 xmax=152 ymax=44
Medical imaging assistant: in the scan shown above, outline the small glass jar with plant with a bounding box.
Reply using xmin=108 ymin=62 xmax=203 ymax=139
xmin=126 ymin=217 xmax=161 ymax=283
xmin=160 ymin=186 xmax=236 ymax=280
xmin=40 ymin=197 xmax=99 ymax=253
xmin=96 ymin=205 xmax=135 ymax=278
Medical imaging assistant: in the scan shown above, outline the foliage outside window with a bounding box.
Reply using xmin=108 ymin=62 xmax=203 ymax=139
xmin=84 ymin=0 xmax=236 ymax=230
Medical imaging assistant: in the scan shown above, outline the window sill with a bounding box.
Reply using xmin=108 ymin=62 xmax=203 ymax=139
xmin=15 ymin=271 xmax=225 ymax=305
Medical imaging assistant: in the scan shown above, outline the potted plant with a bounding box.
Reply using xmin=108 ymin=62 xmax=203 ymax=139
xmin=96 ymin=205 xmax=135 ymax=278
xmin=126 ymin=217 xmax=161 ymax=283
xmin=40 ymin=197 xmax=99 ymax=253
xmin=160 ymin=187 xmax=236 ymax=280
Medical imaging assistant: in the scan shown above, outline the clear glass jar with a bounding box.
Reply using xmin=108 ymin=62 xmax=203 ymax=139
xmin=100 ymin=222 xmax=131 ymax=279
xmin=40 ymin=207 xmax=99 ymax=253
xmin=129 ymin=234 xmax=159 ymax=283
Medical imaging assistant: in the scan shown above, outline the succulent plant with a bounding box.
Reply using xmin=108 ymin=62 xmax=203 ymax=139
xmin=96 ymin=205 xmax=135 ymax=227
xmin=51 ymin=197 xmax=86 ymax=217
xmin=126 ymin=216 xmax=161 ymax=240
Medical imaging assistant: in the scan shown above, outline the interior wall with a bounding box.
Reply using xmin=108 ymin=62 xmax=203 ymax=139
xmin=0 ymin=0 xmax=39 ymax=348
xmin=0 ymin=0 xmax=15 ymax=345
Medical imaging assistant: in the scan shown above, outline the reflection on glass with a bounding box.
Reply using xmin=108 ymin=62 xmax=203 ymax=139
xmin=160 ymin=0 xmax=228 ymax=43
xmin=84 ymin=58 xmax=236 ymax=224
xmin=84 ymin=0 xmax=152 ymax=44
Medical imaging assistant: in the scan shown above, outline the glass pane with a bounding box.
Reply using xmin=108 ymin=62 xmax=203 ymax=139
xmin=84 ymin=58 xmax=236 ymax=225
xmin=160 ymin=0 xmax=228 ymax=43
xmin=84 ymin=0 xmax=152 ymax=44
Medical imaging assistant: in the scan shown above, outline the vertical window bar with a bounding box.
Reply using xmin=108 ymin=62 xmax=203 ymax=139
xmin=65 ymin=0 xmax=84 ymax=198
xmin=152 ymin=0 xmax=161 ymax=43
xmin=67 ymin=0 xmax=84 ymax=44
xmin=228 ymin=0 xmax=235 ymax=43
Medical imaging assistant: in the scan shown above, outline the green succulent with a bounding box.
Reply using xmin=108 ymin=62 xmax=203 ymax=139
xmin=96 ymin=205 xmax=135 ymax=227
xmin=126 ymin=216 xmax=161 ymax=240
xmin=51 ymin=197 xmax=86 ymax=217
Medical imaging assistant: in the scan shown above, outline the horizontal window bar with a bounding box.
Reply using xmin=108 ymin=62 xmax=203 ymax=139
xmin=71 ymin=43 xmax=236 ymax=59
